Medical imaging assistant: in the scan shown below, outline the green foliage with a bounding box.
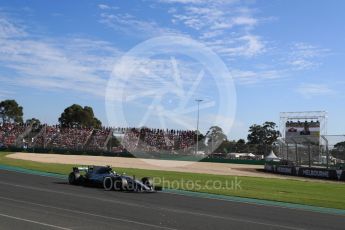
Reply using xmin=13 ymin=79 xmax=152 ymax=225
xmin=58 ymin=104 xmax=102 ymax=128
xmin=25 ymin=118 xmax=41 ymax=128
xmin=214 ymin=139 xmax=256 ymax=154
xmin=334 ymin=141 xmax=345 ymax=150
xmin=247 ymin=121 xmax=280 ymax=154
xmin=205 ymin=126 xmax=227 ymax=153
xmin=0 ymin=99 xmax=24 ymax=123
xmin=214 ymin=140 xmax=235 ymax=153
xmin=331 ymin=141 xmax=345 ymax=160
xmin=235 ymin=139 xmax=248 ymax=153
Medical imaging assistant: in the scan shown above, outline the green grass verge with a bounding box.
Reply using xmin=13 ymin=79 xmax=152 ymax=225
xmin=1 ymin=152 xmax=345 ymax=210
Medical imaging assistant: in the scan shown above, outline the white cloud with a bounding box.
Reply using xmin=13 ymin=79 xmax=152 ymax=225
xmin=288 ymin=42 xmax=329 ymax=70
xmin=289 ymin=59 xmax=316 ymax=70
xmin=205 ymin=34 xmax=265 ymax=57
xmin=296 ymin=83 xmax=336 ymax=98
xmin=230 ymin=69 xmax=284 ymax=85
xmin=98 ymin=4 xmax=119 ymax=10
xmin=0 ymin=16 xmax=26 ymax=38
xmin=94 ymin=1 xmax=330 ymax=88
xmin=0 ymin=89 xmax=14 ymax=101
xmin=99 ymin=12 xmax=179 ymax=37
xmin=107 ymin=54 xmax=230 ymax=131
xmin=97 ymin=1 xmax=264 ymax=58
xmin=164 ymin=1 xmax=265 ymax=57
xmin=159 ymin=0 xmax=239 ymax=4
xmin=0 ymin=15 xmax=121 ymax=97
xmin=110 ymin=55 xmax=211 ymax=99
xmin=172 ymin=9 xmax=257 ymax=31
xmin=232 ymin=16 xmax=257 ymax=27
xmin=159 ymin=0 xmax=208 ymax=3
xmin=98 ymin=4 xmax=111 ymax=10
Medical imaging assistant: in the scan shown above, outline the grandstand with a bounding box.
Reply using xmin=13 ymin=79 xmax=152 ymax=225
xmin=120 ymin=128 xmax=197 ymax=153
xmin=0 ymin=124 xmax=113 ymax=152
xmin=1 ymin=120 xmax=344 ymax=168
xmin=0 ymin=124 xmax=197 ymax=154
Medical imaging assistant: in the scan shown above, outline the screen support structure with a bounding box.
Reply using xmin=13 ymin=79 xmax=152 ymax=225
xmin=278 ymin=111 xmax=327 ymax=167
xmin=279 ymin=111 xmax=327 ymax=145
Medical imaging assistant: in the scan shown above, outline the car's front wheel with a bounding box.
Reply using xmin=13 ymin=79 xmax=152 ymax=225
xmin=141 ymin=177 xmax=153 ymax=189
xmin=103 ymin=177 xmax=113 ymax=191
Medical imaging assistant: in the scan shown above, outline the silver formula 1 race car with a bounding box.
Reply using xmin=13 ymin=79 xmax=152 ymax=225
xmin=68 ymin=165 xmax=160 ymax=192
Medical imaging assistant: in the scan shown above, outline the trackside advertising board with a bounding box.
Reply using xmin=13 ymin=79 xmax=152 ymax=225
xmin=265 ymin=164 xmax=345 ymax=181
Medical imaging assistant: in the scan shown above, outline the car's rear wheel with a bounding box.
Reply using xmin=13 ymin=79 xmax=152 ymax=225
xmin=68 ymin=172 xmax=75 ymax=185
xmin=69 ymin=172 xmax=83 ymax=185
xmin=113 ymin=177 xmax=128 ymax=191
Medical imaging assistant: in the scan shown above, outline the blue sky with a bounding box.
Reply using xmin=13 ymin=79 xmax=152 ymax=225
xmin=0 ymin=0 xmax=344 ymax=139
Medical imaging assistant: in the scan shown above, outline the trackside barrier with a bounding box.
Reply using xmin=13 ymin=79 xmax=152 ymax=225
xmin=200 ymin=158 xmax=264 ymax=165
xmin=1 ymin=148 xmax=265 ymax=165
xmin=0 ymin=147 xmax=135 ymax=158
xmin=264 ymin=163 xmax=345 ymax=181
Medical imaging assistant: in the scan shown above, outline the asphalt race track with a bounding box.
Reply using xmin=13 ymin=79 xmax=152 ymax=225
xmin=0 ymin=169 xmax=344 ymax=230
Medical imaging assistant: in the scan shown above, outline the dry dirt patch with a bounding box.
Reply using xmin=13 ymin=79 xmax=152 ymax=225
xmin=6 ymin=152 xmax=285 ymax=178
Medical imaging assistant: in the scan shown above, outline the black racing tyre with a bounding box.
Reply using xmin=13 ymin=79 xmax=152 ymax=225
xmin=77 ymin=175 xmax=85 ymax=185
xmin=103 ymin=177 xmax=113 ymax=191
xmin=68 ymin=172 xmax=80 ymax=185
xmin=141 ymin=177 xmax=153 ymax=188
xmin=113 ymin=177 xmax=128 ymax=191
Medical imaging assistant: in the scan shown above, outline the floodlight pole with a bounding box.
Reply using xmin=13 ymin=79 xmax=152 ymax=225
xmin=195 ymin=99 xmax=203 ymax=155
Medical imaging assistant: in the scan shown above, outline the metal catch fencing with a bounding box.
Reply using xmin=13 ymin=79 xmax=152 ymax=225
xmin=275 ymin=135 xmax=345 ymax=168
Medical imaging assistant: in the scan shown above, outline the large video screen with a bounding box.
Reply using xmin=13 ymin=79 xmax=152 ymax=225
xmin=285 ymin=120 xmax=320 ymax=144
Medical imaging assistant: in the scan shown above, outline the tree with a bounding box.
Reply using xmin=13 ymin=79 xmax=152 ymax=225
xmin=25 ymin=118 xmax=40 ymax=125
xmin=0 ymin=99 xmax=23 ymax=123
xmin=25 ymin=118 xmax=41 ymax=128
xmin=247 ymin=121 xmax=280 ymax=154
xmin=334 ymin=141 xmax=345 ymax=151
xmin=331 ymin=141 xmax=345 ymax=160
xmin=214 ymin=140 xmax=237 ymax=153
xmin=205 ymin=126 xmax=227 ymax=153
xmin=236 ymin=139 xmax=249 ymax=153
xmin=58 ymin=104 xmax=102 ymax=128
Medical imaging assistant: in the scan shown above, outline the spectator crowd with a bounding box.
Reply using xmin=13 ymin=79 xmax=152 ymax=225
xmin=47 ymin=126 xmax=93 ymax=150
xmin=31 ymin=125 xmax=110 ymax=151
xmin=0 ymin=123 xmax=27 ymax=147
xmin=86 ymin=128 xmax=112 ymax=151
xmin=0 ymin=123 xmax=197 ymax=154
xmin=119 ymin=127 xmax=196 ymax=152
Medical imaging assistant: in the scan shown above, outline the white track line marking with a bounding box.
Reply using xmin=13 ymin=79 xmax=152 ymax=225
xmin=0 ymin=213 xmax=72 ymax=230
xmin=0 ymin=180 xmax=304 ymax=230
xmin=162 ymin=190 xmax=345 ymax=216
xmin=0 ymin=195 xmax=177 ymax=230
